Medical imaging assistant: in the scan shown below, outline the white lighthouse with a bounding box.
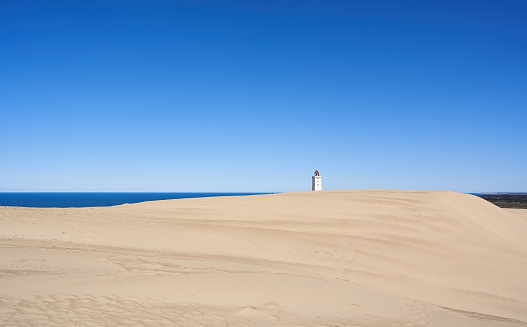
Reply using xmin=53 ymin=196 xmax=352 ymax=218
xmin=312 ymin=170 xmax=322 ymax=191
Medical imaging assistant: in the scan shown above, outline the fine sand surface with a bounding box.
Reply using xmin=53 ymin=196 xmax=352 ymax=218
xmin=1 ymin=190 xmax=527 ymax=326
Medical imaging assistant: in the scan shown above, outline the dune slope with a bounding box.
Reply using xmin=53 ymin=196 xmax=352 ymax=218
xmin=1 ymin=190 xmax=526 ymax=326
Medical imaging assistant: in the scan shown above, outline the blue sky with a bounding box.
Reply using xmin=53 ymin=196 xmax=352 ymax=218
xmin=1 ymin=0 xmax=526 ymax=192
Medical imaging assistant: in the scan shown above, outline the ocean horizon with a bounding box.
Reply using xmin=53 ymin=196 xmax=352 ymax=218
xmin=0 ymin=192 xmax=270 ymax=208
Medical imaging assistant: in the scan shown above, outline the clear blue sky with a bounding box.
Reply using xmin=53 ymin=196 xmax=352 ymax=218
xmin=1 ymin=0 xmax=526 ymax=192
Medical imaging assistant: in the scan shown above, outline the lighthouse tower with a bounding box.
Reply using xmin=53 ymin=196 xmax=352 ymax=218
xmin=312 ymin=170 xmax=322 ymax=191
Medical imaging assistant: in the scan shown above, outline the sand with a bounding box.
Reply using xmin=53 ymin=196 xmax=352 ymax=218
xmin=1 ymin=190 xmax=526 ymax=326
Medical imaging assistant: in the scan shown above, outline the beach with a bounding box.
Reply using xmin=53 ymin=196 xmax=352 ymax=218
xmin=1 ymin=190 xmax=526 ymax=326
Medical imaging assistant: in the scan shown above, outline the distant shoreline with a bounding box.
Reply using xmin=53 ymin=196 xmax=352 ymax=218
xmin=2 ymin=191 xmax=526 ymax=209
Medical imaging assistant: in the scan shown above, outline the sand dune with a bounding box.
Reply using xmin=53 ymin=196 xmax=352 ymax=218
xmin=1 ymin=190 xmax=526 ymax=326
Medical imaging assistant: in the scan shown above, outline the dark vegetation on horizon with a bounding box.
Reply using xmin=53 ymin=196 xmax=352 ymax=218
xmin=475 ymin=194 xmax=527 ymax=209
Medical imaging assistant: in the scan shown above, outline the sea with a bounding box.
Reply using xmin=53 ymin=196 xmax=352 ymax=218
xmin=0 ymin=192 xmax=268 ymax=208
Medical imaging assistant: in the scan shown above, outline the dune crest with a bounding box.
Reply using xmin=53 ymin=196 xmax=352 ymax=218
xmin=1 ymin=190 xmax=526 ymax=326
